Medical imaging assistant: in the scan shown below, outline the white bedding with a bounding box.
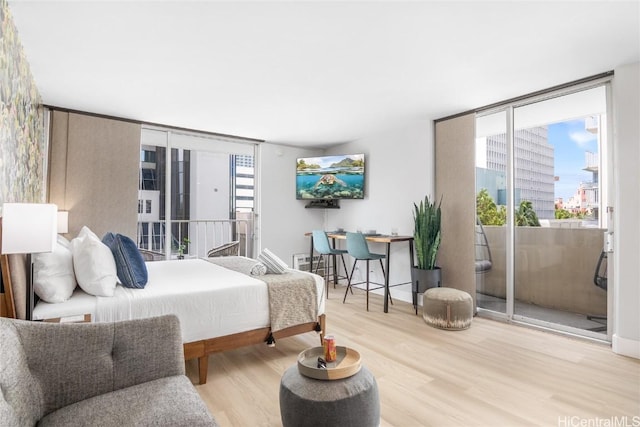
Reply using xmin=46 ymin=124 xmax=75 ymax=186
xmin=33 ymin=258 xmax=325 ymax=343
xmin=33 ymin=289 xmax=98 ymax=320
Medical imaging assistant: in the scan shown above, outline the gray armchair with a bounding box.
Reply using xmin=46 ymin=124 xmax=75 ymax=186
xmin=0 ymin=315 xmax=217 ymax=426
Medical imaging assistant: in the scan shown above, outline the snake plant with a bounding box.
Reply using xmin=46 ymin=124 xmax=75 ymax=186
xmin=413 ymin=195 xmax=442 ymax=270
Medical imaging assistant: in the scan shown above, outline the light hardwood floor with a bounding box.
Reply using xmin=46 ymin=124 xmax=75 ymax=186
xmin=187 ymin=291 xmax=640 ymax=427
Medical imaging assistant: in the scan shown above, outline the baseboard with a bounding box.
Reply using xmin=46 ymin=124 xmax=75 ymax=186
xmin=612 ymin=334 xmax=640 ymax=359
xmin=365 ymin=284 xmax=413 ymax=304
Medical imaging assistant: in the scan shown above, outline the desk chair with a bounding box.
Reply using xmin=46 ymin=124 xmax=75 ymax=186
xmin=343 ymin=232 xmax=391 ymax=311
xmin=207 ymin=240 xmax=240 ymax=257
xmin=475 ymin=218 xmax=492 ymax=273
xmin=312 ymin=230 xmax=349 ymax=298
xmin=587 ymin=250 xmax=608 ymax=332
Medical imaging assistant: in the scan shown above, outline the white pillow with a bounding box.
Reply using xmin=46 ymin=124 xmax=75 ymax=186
xmin=257 ymin=248 xmax=289 ymax=274
xmin=250 ymin=262 xmax=267 ymax=276
xmin=76 ymin=225 xmax=99 ymax=242
xmin=70 ymin=226 xmax=118 ymax=297
xmin=33 ymin=235 xmax=77 ymax=303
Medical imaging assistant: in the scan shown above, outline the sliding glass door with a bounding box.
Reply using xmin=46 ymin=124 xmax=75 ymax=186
xmin=475 ymin=111 xmax=508 ymax=314
xmin=138 ymin=127 xmax=258 ymax=259
xmin=476 ymin=83 xmax=612 ymax=339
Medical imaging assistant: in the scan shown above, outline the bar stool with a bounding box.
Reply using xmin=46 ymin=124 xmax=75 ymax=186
xmin=312 ymin=230 xmax=349 ymax=298
xmin=343 ymin=232 xmax=392 ymax=311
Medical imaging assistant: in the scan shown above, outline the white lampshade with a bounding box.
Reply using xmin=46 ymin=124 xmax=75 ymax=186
xmin=1 ymin=203 xmax=58 ymax=254
xmin=57 ymin=211 xmax=69 ymax=234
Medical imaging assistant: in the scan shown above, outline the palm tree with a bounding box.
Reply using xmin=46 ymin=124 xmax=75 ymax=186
xmin=476 ymin=189 xmax=506 ymax=226
xmin=516 ymin=200 xmax=540 ymax=226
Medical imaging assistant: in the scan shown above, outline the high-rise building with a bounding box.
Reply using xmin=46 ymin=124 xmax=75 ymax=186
xmin=232 ymin=154 xmax=255 ymax=213
xmin=562 ymin=117 xmax=601 ymax=223
xmin=481 ymin=126 xmax=555 ymax=219
xmin=137 ymin=146 xmax=255 ymax=251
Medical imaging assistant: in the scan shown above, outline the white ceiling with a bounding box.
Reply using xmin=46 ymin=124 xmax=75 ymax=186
xmin=9 ymin=1 xmax=640 ymax=147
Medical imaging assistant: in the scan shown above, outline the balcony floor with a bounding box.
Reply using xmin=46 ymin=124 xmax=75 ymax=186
xmin=477 ymin=293 xmax=607 ymax=334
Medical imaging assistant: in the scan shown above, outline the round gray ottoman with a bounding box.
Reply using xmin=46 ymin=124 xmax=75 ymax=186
xmin=279 ymin=364 xmax=380 ymax=427
xmin=423 ymin=287 xmax=473 ymax=330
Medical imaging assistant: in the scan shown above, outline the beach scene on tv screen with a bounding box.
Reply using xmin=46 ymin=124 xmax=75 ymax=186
xmin=296 ymin=154 xmax=365 ymax=199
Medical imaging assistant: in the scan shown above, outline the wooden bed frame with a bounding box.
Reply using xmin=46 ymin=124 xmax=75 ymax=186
xmin=184 ymin=315 xmax=325 ymax=385
xmin=0 ymin=250 xmax=326 ymax=385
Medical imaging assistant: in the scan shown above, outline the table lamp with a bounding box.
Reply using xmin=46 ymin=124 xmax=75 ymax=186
xmin=1 ymin=203 xmax=58 ymax=320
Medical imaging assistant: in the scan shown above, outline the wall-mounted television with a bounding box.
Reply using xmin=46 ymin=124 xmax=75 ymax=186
xmin=296 ymin=153 xmax=365 ymax=200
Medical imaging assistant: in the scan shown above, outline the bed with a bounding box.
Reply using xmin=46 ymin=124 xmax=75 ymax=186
xmin=1 ymin=254 xmax=326 ymax=385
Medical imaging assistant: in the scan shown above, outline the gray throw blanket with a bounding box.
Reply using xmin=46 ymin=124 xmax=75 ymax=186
xmin=205 ymin=256 xmax=318 ymax=332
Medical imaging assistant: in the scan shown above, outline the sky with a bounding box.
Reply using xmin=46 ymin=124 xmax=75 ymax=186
xmin=547 ymin=119 xmax=599 ymax=202
xmin=298 ymin=154 xmax=364 ymax=169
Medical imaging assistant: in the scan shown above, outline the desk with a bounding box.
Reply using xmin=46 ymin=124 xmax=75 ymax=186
xmin=308 ymin=232 xmax=414 ymax=313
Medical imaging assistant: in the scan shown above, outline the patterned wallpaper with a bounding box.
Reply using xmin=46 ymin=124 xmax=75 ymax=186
xmin=0 ymin=0 xmax=45 ymax=208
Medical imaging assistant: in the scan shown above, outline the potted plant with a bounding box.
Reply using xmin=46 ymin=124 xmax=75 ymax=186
xmin=411 ymin=195 xmax=442 ymax=306
xmin=177 ymin=237 xmax=190 ymax=259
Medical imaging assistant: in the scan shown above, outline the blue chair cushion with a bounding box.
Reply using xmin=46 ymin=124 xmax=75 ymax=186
xmin=346 ymin=232 xmax=385 ymax=260
xmin=367 ymin=253 xmax=386 ymax=261
xmin=475 ymin=260 xmax=492 ymax=273
xmin=329 ymin=247 xmax=348 ymax=255
xmin=102 ymin=232 xmax=148 ymax=289
xmin=313 ymin=230 xmax=348 ymax=255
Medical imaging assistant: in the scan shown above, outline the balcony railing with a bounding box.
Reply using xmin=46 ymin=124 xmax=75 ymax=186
xmin=137 ymin=216 xmax=254 ymax=260
xmin=477 ymin=225 xmax=606 ymax=316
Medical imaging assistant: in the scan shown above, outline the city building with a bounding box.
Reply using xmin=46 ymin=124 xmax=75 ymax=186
xmin=137 ymin=142 xmax=255 ymax=254
xmin=477 ymin=126 xmax=555 ymax=219
xmin=561 ymin=115 xmax=604 ymax=224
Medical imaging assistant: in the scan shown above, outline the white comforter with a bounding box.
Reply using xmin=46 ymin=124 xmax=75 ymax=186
xmin=33 ymin=259 xmax=325 ymax=343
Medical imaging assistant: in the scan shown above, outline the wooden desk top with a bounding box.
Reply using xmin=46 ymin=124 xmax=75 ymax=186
xmin=307 ymin=231 xmax=413 ymax=243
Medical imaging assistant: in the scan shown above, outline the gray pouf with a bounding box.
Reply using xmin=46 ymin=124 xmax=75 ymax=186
xmin=423 ymin=287 xmax=473 ymax=330
xmin=279 ymin=364 xmax=380 ymax=427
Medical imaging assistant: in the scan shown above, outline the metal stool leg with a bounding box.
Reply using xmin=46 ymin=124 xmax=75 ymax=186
xmin=379 ymin=259 xmax=393 ymax=305
xmin=340 ymin=254 xmax=351 ymax=288
xmin=366 ymin=260 xmax=370 ymax=311
xmin=314 ymin=254 xmax=330 ymax=298
xmin=343 ymin=260 xmax=358 ymax=303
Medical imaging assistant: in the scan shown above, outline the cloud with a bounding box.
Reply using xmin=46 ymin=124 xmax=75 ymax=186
xmin=569 ymin=130 xmax=596 ymax=148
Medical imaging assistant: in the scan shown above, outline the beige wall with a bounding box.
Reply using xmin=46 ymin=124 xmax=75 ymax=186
xmin=48 ymin=111 xmax=141 ymax=239
xmin=435 ymin=114 xmax=476 ymax=308
xmin=612 ymin=62 xmax=640 ymax=357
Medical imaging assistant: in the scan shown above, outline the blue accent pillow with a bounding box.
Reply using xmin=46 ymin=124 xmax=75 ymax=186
xmin=102 ymin=232 xmax=148 ymax=289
